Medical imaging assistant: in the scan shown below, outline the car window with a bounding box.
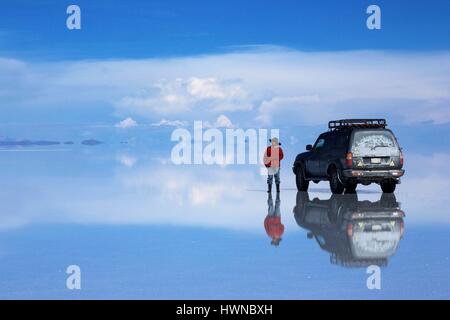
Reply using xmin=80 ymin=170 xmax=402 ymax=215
xmin=352 ymin=130 xmax=399 ymax=156
xmin=323 ymin=134 xmax=336 ymax=150
xmin=314 ymin=138 xmax=325 ymax=150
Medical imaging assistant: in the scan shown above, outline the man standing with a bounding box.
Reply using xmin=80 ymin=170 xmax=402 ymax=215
xmin=263 ymin=137 xmax=284 ymax=193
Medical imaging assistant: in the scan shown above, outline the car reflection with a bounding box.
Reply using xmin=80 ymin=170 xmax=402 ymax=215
xmin=293 ymin=192 xmax=405 ymax=267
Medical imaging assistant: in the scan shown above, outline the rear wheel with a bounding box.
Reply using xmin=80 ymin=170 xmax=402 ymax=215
xmin=295 ymin=167 xmax=309 ymax=191
xmin=380 ymin=180 xmax=396 ymax=193
xmin=329 ymin=167 xmax=345 ymax=194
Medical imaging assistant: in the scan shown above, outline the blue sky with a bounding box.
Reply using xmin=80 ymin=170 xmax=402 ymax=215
xmin=0 ymin=1 xmax=449 ymax=127
xmin=1 ymin=0 xmax=449 ymax=60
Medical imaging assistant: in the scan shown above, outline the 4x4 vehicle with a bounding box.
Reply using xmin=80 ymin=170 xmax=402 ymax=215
xmin=293 ymin=119 xmax=404 ymax=193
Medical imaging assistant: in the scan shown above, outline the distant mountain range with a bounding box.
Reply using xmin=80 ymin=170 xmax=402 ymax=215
xmin=0 ymin=139 xmax=103 ymax=146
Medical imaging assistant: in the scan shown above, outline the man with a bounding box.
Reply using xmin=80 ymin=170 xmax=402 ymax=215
xmin=263 ymin=137 xmax=284 ymax=193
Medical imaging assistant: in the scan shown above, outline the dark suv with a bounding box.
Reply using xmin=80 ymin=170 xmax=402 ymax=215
xmin=293 ymin=119 xmax=405 ymax=193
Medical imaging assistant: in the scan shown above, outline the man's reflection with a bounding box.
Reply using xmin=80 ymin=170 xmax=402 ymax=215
xmin=265 ymin=193 xmax=284 ymax=246
xmin=293 ymin=192 xmax=405 ymax=267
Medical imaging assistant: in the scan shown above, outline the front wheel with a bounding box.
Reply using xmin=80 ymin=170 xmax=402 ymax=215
xmin=380 ymin=180 xmax=396 ymax=193
xmin=329 ymin=168 xmax=345 ymax=194
xmin=296 ymin=167 xmax=309 ymax=191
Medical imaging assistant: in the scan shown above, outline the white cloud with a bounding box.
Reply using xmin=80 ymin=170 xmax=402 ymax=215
xmin=116 ymin=77 xmax=252 ymax=115
xmin=256 ymin=95 xmax=321 ymax=125
xmin=189 ymin=184 xmax=227 ymax=205
xmin=202 ymin=114 xmax=234 ymax=129
xmin=1 ymin=47 xmax=450 ymax=125
xmin=214 ymin=114 xmax=233 ymax=128
xmin=187 ymin=77 xmax=229 ymax=99
xmin=116 ymin=154 xmax=137 ymax=167
xmin=151 ymin=119 xmax=188 ymax=127
xmin=115 ymin=117 xmax=137 ymax=129
xmin=119 ymin=166 xmax=248 ymax=208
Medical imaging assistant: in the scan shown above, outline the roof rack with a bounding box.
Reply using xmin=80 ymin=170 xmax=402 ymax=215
xmin=328 ymin=119 xmax=387 ymax=131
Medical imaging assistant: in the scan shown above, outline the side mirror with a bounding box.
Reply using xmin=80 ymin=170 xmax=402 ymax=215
xmin=306 ymin=144 xmax=313 ymax=151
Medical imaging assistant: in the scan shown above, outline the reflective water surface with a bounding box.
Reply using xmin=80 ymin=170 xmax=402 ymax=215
xmin=0 ymin=125 xmax=449 ymax=299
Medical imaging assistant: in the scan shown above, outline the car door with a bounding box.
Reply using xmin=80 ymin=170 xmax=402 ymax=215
xmin=319 ymin=134 xmax=337 ymax=176
xmin=306 ymin=135 xmax=325 ymax=177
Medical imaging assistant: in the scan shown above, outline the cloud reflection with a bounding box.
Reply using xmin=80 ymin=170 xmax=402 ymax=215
xmin=0 ymin=146 xmax=448 ymax=232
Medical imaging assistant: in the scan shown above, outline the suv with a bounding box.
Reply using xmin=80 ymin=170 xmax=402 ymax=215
xmin=293 ymin=119 xmax=404 ymax=193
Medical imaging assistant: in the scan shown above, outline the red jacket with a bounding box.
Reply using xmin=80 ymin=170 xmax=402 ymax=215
xmin=264 ymin=216 xmax=285 ymax=238
xmin=264 ymin=146 xmax=284 ymax=168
